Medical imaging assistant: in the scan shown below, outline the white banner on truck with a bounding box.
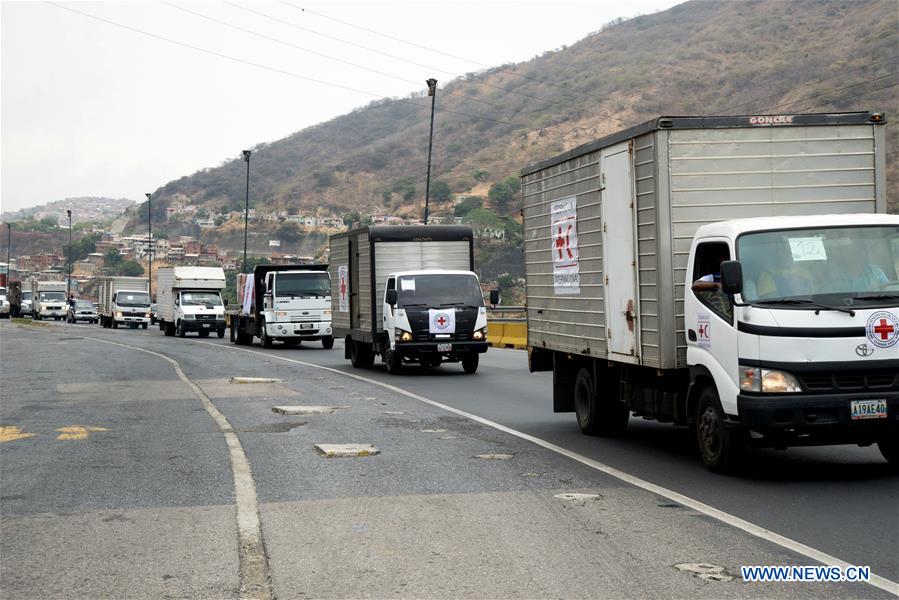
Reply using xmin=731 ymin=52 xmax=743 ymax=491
xmin=241 ymin=276 xmax=254 ymax=316
xmin=551 ymin=196 xmax=580 ymax=295
xmin=338 ymin=265 xmax=349 ymax=312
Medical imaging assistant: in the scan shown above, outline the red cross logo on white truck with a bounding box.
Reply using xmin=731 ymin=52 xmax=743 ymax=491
xmin=433 ymin=312 xmax=450 ymax=330
xmin=866 ymin=311 xmax=899 ymax=349
xmin=555 ymin=223 xmax=574 ymax=261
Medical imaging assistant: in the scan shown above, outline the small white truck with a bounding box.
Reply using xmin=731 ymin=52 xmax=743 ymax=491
xmin=329 ymin=226 xmax=494 ymax=374
xmin=522 ymin=111 xmax=897 ymax=471
xmin=30 ymin=279 xmax=67 ymax=321
xmin=98 ymin=276 xmax=151 ymax=329
xmin=229 ymin=264 xmax=333 ymax=348
xmin=157 ymin=266 xmax=226 ymax=338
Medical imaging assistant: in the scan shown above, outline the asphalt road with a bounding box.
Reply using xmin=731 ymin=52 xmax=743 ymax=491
xmin=2 ymin=319 xmax=897 ymax=599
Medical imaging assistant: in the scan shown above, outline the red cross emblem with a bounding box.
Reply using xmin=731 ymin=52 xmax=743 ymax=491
xmin=555 ymin=224 xmax=574 ymax=261
xmin=340 ymin=276 xmax=347 ymax=297
xmin=873 ymin=318 xmax=895 ymax=340
xmin=866 ymin=311 xmax=899 ymax=349
xmin=433 ymin=312 xmax=450 ymax=330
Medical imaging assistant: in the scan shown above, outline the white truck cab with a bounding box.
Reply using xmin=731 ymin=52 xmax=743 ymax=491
xmin=157 ymin=267 xmax=227 ymax=338
xmin=31 ymin=280 xmax=67 ymax=321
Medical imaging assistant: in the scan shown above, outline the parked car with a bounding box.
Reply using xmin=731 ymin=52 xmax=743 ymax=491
xmin=67 ymin=299 xmax=98 ymax=324
xmin=0 ymin=295 xmax=10 ymax=319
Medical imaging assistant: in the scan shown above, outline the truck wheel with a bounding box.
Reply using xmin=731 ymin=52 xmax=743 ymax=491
xmin=260 ymin=319 xmax=273 ymax=348
xmin=113 ymin=320 xmax=118 ymax=329
xmin=321 ymin=336 xmax=334 ymax=349
xmin=574 ymin=367 xmax=628 ymax=436
xmin=695 ymin=385 xmax=745 ymax=473
xmin=384 ymin=348 xmax=403 ymax=374
xmin=877 ymin=437 xmax=899 ymax=468
xmin=142 ymin=323 xmax=148 ymax=330
xmin=198 ymin=330 xmax=210 ymax=338
xmin=349 ymin=341 xmax=374 ymax=368
xmin=217 ymin=328 xmax=225 ymax=339
xmin=461 ymin=353 xmax=479 ymax=374
xmin=176 ymin=320 xmax=186 ymax=338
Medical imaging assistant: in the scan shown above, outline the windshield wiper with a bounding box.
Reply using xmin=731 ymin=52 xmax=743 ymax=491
xmin=852 ymin=294 xmax=899 ymax=301
xmin=399 ymin=303 xmax=427 ymax=307
xmin=753 ymin=298 xmax=855 ymax=315
xmin=439 ymin=302 xmax=480 ymax=309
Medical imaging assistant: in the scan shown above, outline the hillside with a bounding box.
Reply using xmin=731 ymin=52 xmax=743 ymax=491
xmin=5 ymin=196 xmax=134 ymax=227
xmin=128 ymin=0 xmax=896 ymax=231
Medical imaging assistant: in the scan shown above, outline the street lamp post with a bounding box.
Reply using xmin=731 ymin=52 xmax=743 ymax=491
xmin=424 ymin=78 xmax=438 ymax=226
xmin=146 ymin=193 xmax=152 ymax=301
xmin=66 ymin=209 xmax=72 ymax=300
xmin=6 ymin=222 xmax=11 ymax=279
xmin=242 ymin=149 xmax=252 ymax=272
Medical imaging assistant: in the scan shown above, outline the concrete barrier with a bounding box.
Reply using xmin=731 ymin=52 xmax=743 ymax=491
xmin=487 ymin=322 xmax=506 ymax=348
xmin=501 ymin=322 xmax=527 ymax=349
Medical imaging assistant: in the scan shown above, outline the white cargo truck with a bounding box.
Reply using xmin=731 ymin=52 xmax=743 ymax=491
xmin=229 ymin=264 xmax=333 ymax=348
xmin=522 ymin=112 xmax=898 ymax=472
xmin=329 ymin=226 xmax=494 ymax=374
xmin=98 ymin=276 xmax=151 ymax=329
xmin=30 ymin=279 xmax=67 ymax=321
xmin=157 ymin=266 xmax=226 ymax=338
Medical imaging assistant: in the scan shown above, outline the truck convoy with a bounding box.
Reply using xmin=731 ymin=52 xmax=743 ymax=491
xmin=522 ymin=111 xmax=897 ymax=471
xmin=229 ymin=264 xmax=333 ymax=348
xmin=98 ymin=276 xmax=151 ymax=329
xmin=329 ymin=226 xmax=492 ymax=374
xmin=157 ymin=266 xmax=226 ymax=338
xmin=30 ymin=279 xmax=67 ymax=321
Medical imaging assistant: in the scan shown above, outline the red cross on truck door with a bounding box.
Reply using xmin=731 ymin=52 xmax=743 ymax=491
xmin=550 ymin=196 xmax=580 ymax=295
xmin=865 ymin=311 xmax=899 ymax=349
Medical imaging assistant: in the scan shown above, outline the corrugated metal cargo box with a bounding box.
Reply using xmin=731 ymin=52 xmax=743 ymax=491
xmin=522 ymin=112 xmax=887 ymax=369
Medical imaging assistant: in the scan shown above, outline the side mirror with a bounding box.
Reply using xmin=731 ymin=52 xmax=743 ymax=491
xmin=720 ymin=260 xmax=743 ymax=295
xmin=386 ymin=289 xmax=397 ymax=306
xmin=489 ymin=289 xmax=500 ymax=306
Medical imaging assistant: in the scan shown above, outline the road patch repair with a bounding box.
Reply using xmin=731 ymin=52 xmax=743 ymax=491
xmin=475 ymin=453 xmax=514 ymax=461
xmin=674 ymin=563 xmax=734 ymax=582
xmin=229 ymin=377 xmax=285 ymax=384
xmin=554 ymin=492 xmax=602 ymax=502
xmin=271 ymin=406 xmax=342 ymax=416
xmin=314 ymin=444 xmax=380 ymax=458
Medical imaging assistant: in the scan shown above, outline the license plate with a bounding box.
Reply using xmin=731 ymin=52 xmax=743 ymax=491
xmin=851 ymin=399 xmax=887 ymax=420
xmin=437 ymin=343 xmax=452 ymax=352
xmin=298 ymin=323 xmax=314 ymax=330
xmin=202 ymin=323 xmax=211 ymax=328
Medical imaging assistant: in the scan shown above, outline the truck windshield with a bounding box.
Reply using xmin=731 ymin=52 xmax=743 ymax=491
xmin=275 ymin=273 xmax=330 ymax=298
xmin=117 ymin=292 xmax=150 ymax=307
xmin=180 ymin=292 xmax=222 ymax=307
xmin=40 ymin=292 xmax=65 ymax=301
xmin=22 ymin=292 xmax=32 ymax=301
xmin=738 ymin=225 xmax=899 ymax=305
xmin=396 ymin=274 xmax=483 ymax=308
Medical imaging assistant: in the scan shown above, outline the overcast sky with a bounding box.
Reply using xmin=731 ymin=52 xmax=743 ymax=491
xmin=1 ymin=0 xmax=678 ymax=213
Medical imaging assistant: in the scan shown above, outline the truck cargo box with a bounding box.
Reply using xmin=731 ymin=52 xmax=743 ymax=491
xmin=522 ymin=112 xmax=887 ymax=369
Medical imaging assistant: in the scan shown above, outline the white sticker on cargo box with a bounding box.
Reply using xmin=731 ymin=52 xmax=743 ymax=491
xmin=697 ymin=313 xmax=711 ymax=349
xmin=337 ymin=265 xmax=349 ymax=313
xmin=401 ymin=278 xmax=416 ymax=291
xmin=788 ymin=237 xmax=826 ymax=261
xmin=551 ymin=196 xmax=580 ymax=295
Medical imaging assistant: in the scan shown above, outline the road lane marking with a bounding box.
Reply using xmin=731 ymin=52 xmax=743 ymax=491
xmin=0 ymin=426 xmax=38 ymax=443
xmin=79 ymin=336 xmax=272 ymax=600
xmin=197 ymin=340 xmax=899 ymax=596
xmin=55 ymin=426 xmax=108 ymax=440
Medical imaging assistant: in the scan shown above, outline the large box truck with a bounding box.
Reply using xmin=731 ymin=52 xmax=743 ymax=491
xmin=229 ymin=264 xmax=333 ymax=348
xmin=522 ymin=111 xmax=897 ymax=472
xmin=98 ymin=276 xmax=151 ymax=329
xmin=157 ymin=267 xmax=226 ymax=338
xmin=329 ymin=226 xmax=493 ymax=374
xmin=30 ymin=279 xmax=67 ymax=321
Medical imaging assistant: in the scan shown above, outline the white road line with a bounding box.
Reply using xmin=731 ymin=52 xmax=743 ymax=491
xmin=82 ymin=336 xmax=272 ymax=600
xmin=197 ymin=339 xmax=899 ymax=597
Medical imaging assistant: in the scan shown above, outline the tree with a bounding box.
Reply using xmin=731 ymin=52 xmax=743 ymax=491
xmin=342 ymin=211 xmax=361 ymax=227
xmin=454 ymin=196 xmax=483 ymax=217
xmin=431 ymin=180 xmax=452 ymax=203
xmin=497 ymin=273 xmax=516 ymax=304
xmin=465 ymin=208 xmax=503 ymax=229
xmin=276 ymin=222 xmax=301 ymax=243
xmin=104 ymin=248 xmax=123 ymax=269
xmin=488 ymin=175 xmax=520 ymax=215
xmin=119 ymin=261 xmax=145 ymax=276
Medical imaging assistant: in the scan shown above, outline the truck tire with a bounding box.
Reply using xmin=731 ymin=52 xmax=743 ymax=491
xmin=113 ymin=320 xmax=118 ymax=329
xmin=260 ymin=319 xmax=273 ymax=348
xmin=142 ymin=323 xmax=148 ymax=330
xmin=349 ymin=340 xmax=374 ymax=369
xmin=695 ymin=384 xmax=745 ymax=473
xmin=217 ymin=328 xmax=225 ymax=339
xmin=198 ymin=330 xmax=210 ymax=338
xmin=574 ymin=367 xmax=628 ymax=436
xmin=176 ymin=320 xmax=186 ymax=338
xmin=321 ymin=336 xmax=334 ymax=349
xmin=384 ymin=348 xmax=403 ymax=374
xmin=230 ymin=325 xmax=237 ymax=344
xmin=877 ymin=437 xmax=899 ymax=468
xmin=461 ymin=353 xmax=479 ymax=374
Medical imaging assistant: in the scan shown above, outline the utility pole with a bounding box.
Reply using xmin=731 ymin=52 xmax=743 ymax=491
xmin=242 ymin=149 xmax=252 ymax=272
xmin=146 ymin=193 xmax=153 ymax=301
xmin=66 ymin=209 xmax=72 ymax=300
xmin=424 ymin=78 xmax=438 ymax=226
xmin=6 ymin=222 xmax=11 ymax=279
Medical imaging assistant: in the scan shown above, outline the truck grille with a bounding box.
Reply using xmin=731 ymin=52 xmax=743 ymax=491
xmin=799 ymin=370 xmax=899 ymax=393
xmin=196 ymin=314 xmax=216 ymax=321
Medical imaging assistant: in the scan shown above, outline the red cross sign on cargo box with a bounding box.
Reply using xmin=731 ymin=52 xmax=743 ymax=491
xmin=551 ymin=196 xmax=580 ymax=295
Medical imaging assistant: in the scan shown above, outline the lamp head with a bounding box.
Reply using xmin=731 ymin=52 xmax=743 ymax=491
xmin=426 ymin=78 xmax=437 ymax=96
xmin=242 ymin=149 xmax=252 ymax=161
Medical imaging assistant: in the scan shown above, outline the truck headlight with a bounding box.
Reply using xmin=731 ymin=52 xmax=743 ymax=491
xmin=739 ymin=366 xmax=802 ymax=393
xmin=276 ymin=311 xmax=288 ymax=318
xmin=394 ymin=328 xmax=413 ymax=342
xmin=115 ymin=311 xmax=123 ymax=317
xmin=323 ymin=310 xmax=331 ymax=317
xmin=144 ymin=312 xmax=151 ymax=318
xmin=472 ymin=327 xmax=487 ymax=340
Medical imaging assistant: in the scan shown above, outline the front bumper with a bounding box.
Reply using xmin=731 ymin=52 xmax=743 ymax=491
xmin=72 ymin=313 xmax=97 ymax=321
xmin=182 ymin=318 xmax=226 ymax=332
xmin=268 ymin=321 xmax=332 ymax=340
xmin=395 ymin=340 xmax=488 ymax=356
xmin=737 ymin=392 xmax=899 ymax=445
xmin=40 ymin=308 xmax=66 ymax=317
xmin=115 ymin=315 xmax=150 ymax=324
